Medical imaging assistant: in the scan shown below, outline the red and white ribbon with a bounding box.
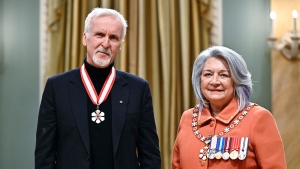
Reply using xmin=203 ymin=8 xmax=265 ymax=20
xmin=231 ymin=137 xmax=240 ymax=152
xmin=80 ymin=64 xmax=116 ymax=106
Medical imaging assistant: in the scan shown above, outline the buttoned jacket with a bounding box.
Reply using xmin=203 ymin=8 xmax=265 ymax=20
xmin=35 ymin=68 xmax=161 ymax=169
xmin=172 ymin=98 xmax=286 ymax=169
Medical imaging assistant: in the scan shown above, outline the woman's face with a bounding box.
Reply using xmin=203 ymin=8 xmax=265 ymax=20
xmin=201 ymin=57 xmax=235 ymax=109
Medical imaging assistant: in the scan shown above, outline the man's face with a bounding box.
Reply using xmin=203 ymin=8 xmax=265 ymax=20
xmin=82 ymin=15 xmax=123 ymax=68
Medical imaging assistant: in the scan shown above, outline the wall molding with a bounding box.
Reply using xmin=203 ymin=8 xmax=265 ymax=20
xmin=210 ymin=0 xmax=222 ymax=45
xmin=39 ymin=0 xmax=48 ymax=98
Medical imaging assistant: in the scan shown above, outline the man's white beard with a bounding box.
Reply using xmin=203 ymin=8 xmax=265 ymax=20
xmin=92 ymin=56 xmax=111 ymax=67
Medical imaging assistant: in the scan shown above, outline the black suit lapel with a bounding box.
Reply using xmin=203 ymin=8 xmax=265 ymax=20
xmin=68 ymin=70 xmax=90 ymax=155
xmin=111 ymin=71 xmax=128 ymax=156
xmin=67 ymin=70 xmax=128 ymax=157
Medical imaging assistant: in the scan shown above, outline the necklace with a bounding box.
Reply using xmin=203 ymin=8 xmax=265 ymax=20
xmin=192 ymin=102 xmax=256 ymax=166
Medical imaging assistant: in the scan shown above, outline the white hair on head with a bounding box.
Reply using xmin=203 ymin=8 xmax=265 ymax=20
xmin=84 ymin=7 xmax=128 ymax=41
xmin=192 ymin=46 xmax=253 ymax=112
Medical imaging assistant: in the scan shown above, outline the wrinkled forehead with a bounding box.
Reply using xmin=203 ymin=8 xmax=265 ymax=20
xmin=91 ymin=15 xmax=123 ymax=30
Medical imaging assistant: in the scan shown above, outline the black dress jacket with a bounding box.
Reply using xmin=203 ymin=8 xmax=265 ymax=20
xmin=35 ymin=68 xmax=161 ymax=169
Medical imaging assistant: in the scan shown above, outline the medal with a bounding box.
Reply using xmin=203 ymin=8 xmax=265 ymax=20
xmin=222 ymin=137 xmax=231 ymax=160
xmin=199 ymin=145 xmax=209 ymax=161
xmin=199 ymin=138 xmax=211 ymax=164
xmin=208 ymin=136 xmax=218 ymax=159
xmin=230 ymin=137 xmax=240 ymax=160
xmin=215 ymin=151 xmax=223 ymax=159
xmin=215 ymin=137 xmax=225 ymax=159
xmin=80 ymin=64 xmax=116 ymax=124
xmin=91 ymin=106 xmax=105 ymax=124
xmin=238 ymin=137 xmax=249 ymax=160
xmin=230 ymin=150 xmax=239 ymax=160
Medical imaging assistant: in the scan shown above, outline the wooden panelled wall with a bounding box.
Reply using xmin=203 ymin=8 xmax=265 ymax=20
xmin=271 ymin=1 xmax=300 ymax=169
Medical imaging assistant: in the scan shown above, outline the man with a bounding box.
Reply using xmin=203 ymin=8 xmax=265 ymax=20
xmin=35 ymin=7 xmax=161 ymax=169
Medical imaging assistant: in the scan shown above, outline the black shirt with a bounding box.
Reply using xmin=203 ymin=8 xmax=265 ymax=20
xmin=84 ymin=59 xmax=114 ymax=169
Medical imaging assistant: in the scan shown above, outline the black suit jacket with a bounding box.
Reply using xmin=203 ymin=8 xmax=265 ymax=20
xmin=35 ymin=68 xmax=161 ymax=169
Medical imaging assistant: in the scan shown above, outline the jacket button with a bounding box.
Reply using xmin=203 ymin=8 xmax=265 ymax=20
xmin=210 ymin=121 xmax=215 ymax=127
xmin=87 ymin=156 xmax=90 ymax=161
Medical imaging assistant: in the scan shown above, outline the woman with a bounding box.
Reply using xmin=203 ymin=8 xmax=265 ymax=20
xmin=172 ymin=46 xmax=286 ymax=169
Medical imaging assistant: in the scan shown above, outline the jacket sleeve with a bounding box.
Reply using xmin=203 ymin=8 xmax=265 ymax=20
xmin=251 ymin=108 xmax=287 ymax=169
xmin=35 ymin=78 xmax=57 ymax=169
xmin=137 ymin=82 xmax=161 ymax=169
